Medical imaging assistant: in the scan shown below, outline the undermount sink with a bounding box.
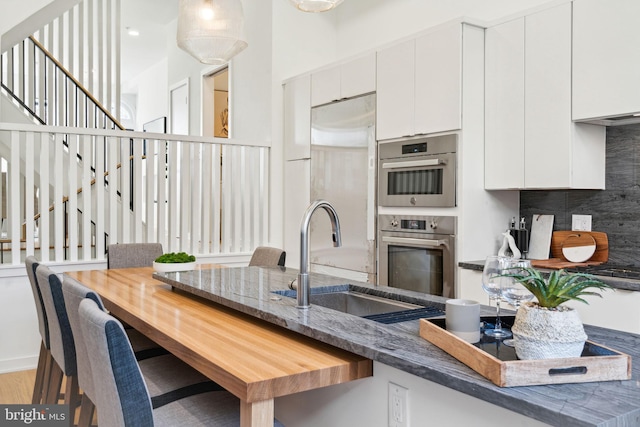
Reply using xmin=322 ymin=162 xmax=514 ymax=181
xmin=272 ymin=285 xmax=444 ymax=323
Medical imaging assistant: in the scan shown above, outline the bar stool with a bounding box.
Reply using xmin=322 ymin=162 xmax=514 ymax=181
xmin=78 ymin=298 xmax=285 ymax=427
xmin=62 ymin=276 xmax=226 ymax=427
xmin=25 ymin=256 xmax=53 ymax=404
xmin=35 ymin=264 xmax=81 ymax=409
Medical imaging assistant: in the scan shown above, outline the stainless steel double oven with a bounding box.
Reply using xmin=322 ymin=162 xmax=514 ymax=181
xmin=376 ymin=135 xmax=458 ymax=297
xmin=378 ymin=214 xmax=456 ymax=298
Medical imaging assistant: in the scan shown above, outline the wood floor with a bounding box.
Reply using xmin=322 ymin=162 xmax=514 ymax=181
xmin=0 ymin=369 xmax=36 ymax=404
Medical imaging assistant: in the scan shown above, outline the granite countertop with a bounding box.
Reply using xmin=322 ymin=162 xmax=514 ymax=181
xmin=154 ymin=266 xmax=640 ymax=427
xmin=459 ymin=260 xmax=640 ymax=292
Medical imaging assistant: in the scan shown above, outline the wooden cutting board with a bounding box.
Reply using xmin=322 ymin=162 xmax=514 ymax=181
xmin=530 ymin=231 xmax=608 ymax=269
xmin=551 ymin=231 xmax=608 ymax=262
xmin=561 ymin=233 xmax=596 ymax=262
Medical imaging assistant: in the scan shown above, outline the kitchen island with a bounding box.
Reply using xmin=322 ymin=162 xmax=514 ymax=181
xmin=156 ymin=266 xmax=640 ymax=427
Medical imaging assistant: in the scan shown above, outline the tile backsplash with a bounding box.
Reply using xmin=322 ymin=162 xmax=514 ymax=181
xmin=520 ymin=124 xmax=640 ymax=266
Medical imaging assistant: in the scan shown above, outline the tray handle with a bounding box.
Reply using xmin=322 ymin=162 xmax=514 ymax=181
xmin=548 ymin=366 xmax=588 ymax=376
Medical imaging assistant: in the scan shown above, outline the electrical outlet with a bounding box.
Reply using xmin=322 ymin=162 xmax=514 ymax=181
xmin=388 ymin=382 xmax=409 ymax=427
xmin=572 ymin=214 xmax=592 ymax=231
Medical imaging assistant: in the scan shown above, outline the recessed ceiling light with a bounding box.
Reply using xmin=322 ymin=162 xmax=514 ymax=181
xmin=127 ymin=27 xmax=140 ymax=37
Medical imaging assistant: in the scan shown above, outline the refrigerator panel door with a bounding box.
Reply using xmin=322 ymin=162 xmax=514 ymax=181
xmin=309 ymin=94 xmax=376 ymax=278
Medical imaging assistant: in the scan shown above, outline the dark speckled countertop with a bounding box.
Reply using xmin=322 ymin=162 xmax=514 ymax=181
xmin=459 ymin=260 xmax=640 ymax=292
xmin=155 ymin=266 xmax=640 ymax=427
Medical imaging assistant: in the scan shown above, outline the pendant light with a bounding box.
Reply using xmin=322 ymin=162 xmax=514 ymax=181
xmin=177 ymin=0 xmax=248 ymax=65
xmin=289 ymin=0 xmax=344 ymax=13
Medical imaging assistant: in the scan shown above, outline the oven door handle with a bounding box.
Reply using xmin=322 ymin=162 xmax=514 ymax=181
xmin=382 ymin=236 xmax=449 ymax=249
xmin=381 ymin=158 xmax=446 ymax=169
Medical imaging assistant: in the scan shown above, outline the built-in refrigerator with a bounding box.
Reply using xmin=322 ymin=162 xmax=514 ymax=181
xmin=309 ymin=93 xmax=376 ymax=282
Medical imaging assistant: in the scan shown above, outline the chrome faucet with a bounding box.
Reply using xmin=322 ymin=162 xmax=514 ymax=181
xmin=298 ymin=200 xmax=342 ymax=309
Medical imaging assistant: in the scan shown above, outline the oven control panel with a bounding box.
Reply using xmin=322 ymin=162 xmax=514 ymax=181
xmin=378 ymin=214 xmax=456 ymax=235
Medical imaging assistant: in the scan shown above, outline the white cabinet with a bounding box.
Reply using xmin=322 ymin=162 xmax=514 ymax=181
xmin=283 ymin=75 xmax=311 ymax=161
xmin=457 ymin=268 xmax=490 ymax=304
xmin=376 ymin=23 xmax=462 ymax=141
xmin=485 ymin=4 xmax=605 ymax=190
xmin=485 ymin=18 xmax=525 ymax=190
xmin=414 ymin=23 xmax=462 ymax=135
xmin=376 ymin=39 xmax=415 ymax=140
xmin=311 ymin=53 xmax=376 ymax=107
xmin=573 ymin=0 xmax=640 ymax=121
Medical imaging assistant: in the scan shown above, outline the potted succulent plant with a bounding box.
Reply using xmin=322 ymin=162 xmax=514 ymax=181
xmin=505 ymin=267 xmax=611 ymax=360
xmin=153 ymin=252 xmax=197 ymax=272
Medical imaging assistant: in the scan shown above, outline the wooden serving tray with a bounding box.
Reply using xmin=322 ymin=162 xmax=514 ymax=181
xmin=419 ymin=316 xmax=631 ymax=387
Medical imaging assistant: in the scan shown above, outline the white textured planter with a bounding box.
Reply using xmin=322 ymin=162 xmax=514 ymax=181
xmin=511 ymin=302 xmax=587 ymax=360
xmin=152 ymin=261 xmax=196 ymax=273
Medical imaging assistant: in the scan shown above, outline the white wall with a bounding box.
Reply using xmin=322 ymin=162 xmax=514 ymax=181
xmin=0 ymin=271 xmax=40 ymax=373
xmin=130 ymin=58 xmax=169 ymax=132
xmin=334 ymin=0 xmax=557 ymax=59
xmin=0 ymin=0 xmax=53 ymax=38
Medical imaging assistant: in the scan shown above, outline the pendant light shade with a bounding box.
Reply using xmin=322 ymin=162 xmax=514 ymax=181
xmin=289 ymin=0 xmax=344 ymax=13
xmin=177 ymin=0 xmax=248 ymax=65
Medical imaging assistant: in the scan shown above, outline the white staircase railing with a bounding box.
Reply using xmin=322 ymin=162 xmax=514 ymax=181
xmin=0 ymin=123 xmax=270 ymax=265
xmin=1 ymin=0 xmax=121 ymax=129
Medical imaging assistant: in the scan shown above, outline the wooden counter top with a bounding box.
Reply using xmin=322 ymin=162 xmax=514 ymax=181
xmin=65 ymin=267 xmax=372 ymax=427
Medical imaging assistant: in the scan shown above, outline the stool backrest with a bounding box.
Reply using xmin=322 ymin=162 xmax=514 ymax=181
xmin=248 ymin=247 xmax=286 ymax=267
xmin=62 ymin=277 xmax=106 ymax=400
xmin=36 ymin=265 xmax=76 ymax=376
xmin=26 ymin=256 xmax=49 ymax=348
xmin=107 ymin=243 xmax=163 ymax=269
xmin=78 ymin=298 xmax=154 ymax=427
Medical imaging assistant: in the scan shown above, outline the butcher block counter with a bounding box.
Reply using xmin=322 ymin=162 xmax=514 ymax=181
xmin=147 ymin=265 xmax=640 ymax=427
xmin=65 ymin=267 xmax=372 ymax=427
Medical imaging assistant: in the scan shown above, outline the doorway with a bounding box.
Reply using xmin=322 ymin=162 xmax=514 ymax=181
xmin=170 ymin=79 xmax=189 ymax=135
xmin=202 ymin=68 xmax=229 ymax=138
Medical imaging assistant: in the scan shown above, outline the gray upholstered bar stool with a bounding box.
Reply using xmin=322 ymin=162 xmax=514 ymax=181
xmin=248 ymin=246 xmax=286 ymax=267
xmin=78 ymin=298 xmax=284 ymax=427
xmin=106 ymin=243 xmax=163 ymax=269
xmin=35 ymin=264 xmax=81 ymax=409
xmin=25 ymin=256 xmax=53 ymax=404
xmin=62 ymin=277 xmax=225 ymax=427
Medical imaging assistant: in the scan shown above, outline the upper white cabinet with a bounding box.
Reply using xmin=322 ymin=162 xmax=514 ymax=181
xmin=573 ymin=0 xmax=640 ymax=121
xmin=415 ymin=24 xmax=462 ymax=136
xmin=310 ymin=53 xmax=376 ymax=107
xmin=283 ymin=75 xmax=311 ymax=161
xmin=376 ymin=23 xmax=462 ymax=141
xmin=485 ymin=3 xmax=605 ymax=190
xmin=376 ymin=39 xmax=415 ymax=140
xmin=485 ymin=18 xmax=525 ymax=190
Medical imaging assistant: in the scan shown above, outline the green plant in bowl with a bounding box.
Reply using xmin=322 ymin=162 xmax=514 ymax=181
xmin=502 ymin=266 xmax=611 ymax=360
xmin=155 ymin=252 xmax=196 ymax=263
xmin=153 ymin=252 xmax=196 ymax=273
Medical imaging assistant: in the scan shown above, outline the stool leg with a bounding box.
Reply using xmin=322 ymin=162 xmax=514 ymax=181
xmin=40 ymin=349 xmax=54 ymax=404
xmin=77 ymin=394 xmax=95 ymax=427
xmin=31 ymin=342 xmax=47 ymax=404
xmin=45 ymin=362 xmax=64 ymax=404
xmin=64 ymin=374 xmax=80 ymax=411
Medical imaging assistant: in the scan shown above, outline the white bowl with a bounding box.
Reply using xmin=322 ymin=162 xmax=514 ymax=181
xmin=152 ymin=261 xmax=196 ymax=273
